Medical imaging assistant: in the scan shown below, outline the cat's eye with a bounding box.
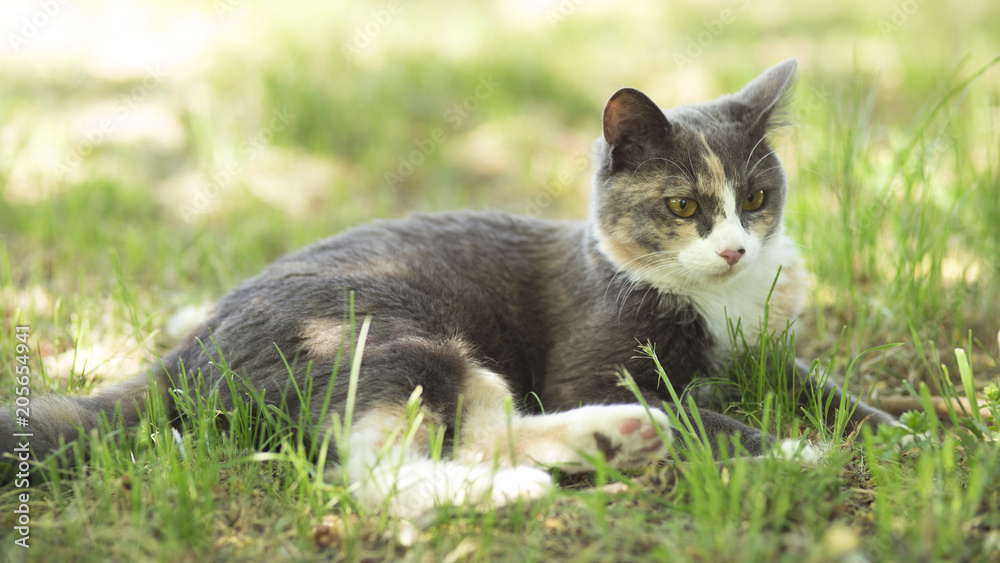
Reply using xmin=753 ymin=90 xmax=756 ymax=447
xmin=666 ymin=197 xmax=698 ymax=218
xmin=742 ymin=190 xmax=765 ymax=211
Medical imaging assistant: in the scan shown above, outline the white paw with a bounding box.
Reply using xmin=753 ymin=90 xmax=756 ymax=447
xmin=771 ymin=438 xmax=826 ymax=466
xmin=567 ymin=405 xmax=672 ymax=470
xmin=897 ymin=428 xmax=932 ymax=448
xmin=489 ymin=466 xmax=554 ymax=506
xmin=354 ymin=459 xmax=553 ymax=520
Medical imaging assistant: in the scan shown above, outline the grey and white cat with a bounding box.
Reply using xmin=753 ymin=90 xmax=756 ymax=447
xmin=1 ymin=59 xmax=899 ymax=519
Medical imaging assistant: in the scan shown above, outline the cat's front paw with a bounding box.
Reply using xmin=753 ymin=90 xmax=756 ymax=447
xmin=883 ymin=419 xmax=933 ymax=448
xmin=770 ymin=438 xmax=826 ymax=466
xmin=570 ymin=405 xmax=672 ymax=470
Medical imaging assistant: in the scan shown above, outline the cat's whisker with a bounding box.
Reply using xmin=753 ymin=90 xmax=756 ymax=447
xmin=745 ymin=124 xmax=795 ymax=175
xmin=604 ymin=250 xmax=673 ymax=302
xmin=747 ymin=146 xmax=784 ymax=177
xmin=748 ymin=143 xmax=818 ymax=160
xmin=606 ymin=264 xmax=642 ymax=301
xmin=632 ymin=257 xmax=688 ymax=306
xmin=644 ymin=264 xmax=694 ymax=294
xmin=615 ymin=276 xmax=647 ymax=316
xmin=774 ymin=143 xmax=832 ymax=154
xmin=634 ymin=284 xmax=659 ymax=321
xmin=622 ymin=158 xmax=690 ymax=190
xmin=616 ymin=258 xmax=692 ymax=308
xmin=621 ymin=172 xmax=690 ymax=193
xmin=614 ymin=276 xmax=640 ymax=322
xmin=686 ymin=150 xmax=696 ymax=180
xmin=746 ymin=139 xmax=822 ymax=178
xmin=612 ymin=256 xmax=683 ymax=319
xmin=653 ymin=157 xmax=693 ymax=178
xmin=752 ymin=164 xmax=789 ymax=177
xmin=605 ymin=262 xmax=642 ymax=300
xmin=761 ymin=164 xmax=833 ymax=186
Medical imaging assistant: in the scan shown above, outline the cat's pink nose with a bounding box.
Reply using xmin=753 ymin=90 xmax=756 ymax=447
xmin=718 ymin=248 xmax=745 ymax=266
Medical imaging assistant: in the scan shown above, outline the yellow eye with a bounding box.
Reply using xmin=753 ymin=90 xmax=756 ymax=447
xmin=666 ymin=197 xmax=698 ymax=218
xmin=742 ymin=190 xmax=765 ymax=211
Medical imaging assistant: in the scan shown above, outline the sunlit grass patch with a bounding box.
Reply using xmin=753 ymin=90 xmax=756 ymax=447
xmin=1 ymin=0 xmax=1000 ymax=560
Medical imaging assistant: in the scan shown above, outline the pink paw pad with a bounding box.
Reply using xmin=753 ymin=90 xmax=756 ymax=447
xmin=619 ymin=418 xmax=641 ymax=435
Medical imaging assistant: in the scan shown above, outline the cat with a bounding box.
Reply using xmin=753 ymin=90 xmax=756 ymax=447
xmin=1 ymin=59 xmax=901 ymax=520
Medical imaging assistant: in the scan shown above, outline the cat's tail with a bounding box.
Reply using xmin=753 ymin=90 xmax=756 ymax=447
xmin=0 ymin=370 xmax=171 ymax=480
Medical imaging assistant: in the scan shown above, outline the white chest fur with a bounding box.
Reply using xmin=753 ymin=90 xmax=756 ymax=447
xmin=683 ymin=231 xmax=807 ymax=351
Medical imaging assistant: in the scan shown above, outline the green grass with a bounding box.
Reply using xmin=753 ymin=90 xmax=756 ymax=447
xmin=2 ymin=0 xmax=1000 ymax=561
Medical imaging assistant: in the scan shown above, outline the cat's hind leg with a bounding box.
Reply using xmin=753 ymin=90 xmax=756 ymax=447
xmin=340 ymin=402 xmax=553 ymax=520
xmin=331 ymin=336 xmax=554 ymax=519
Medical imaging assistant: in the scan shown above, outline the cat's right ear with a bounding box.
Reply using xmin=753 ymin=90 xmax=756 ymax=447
xmin=602 ymin=88 xmax=671 ymax=171
xmin=734 ymin=58 xmax=797 ymax=132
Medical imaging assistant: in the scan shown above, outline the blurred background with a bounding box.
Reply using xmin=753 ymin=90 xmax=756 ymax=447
xmin=1 ymin=0 xmax=998 ymax=392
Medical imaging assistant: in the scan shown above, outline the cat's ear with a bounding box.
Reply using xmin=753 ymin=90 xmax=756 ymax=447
xmin=602 ymin=88 xmax=672 ymax=170
xmin=734 ymin=58 xmax=797 ymax=131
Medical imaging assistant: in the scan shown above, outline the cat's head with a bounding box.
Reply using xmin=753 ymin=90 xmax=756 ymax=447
xmin=590 ymin=59 xmax=797 ymax=293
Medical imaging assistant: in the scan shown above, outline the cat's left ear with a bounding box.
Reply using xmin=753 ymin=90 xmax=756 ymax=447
xmin=734 ymin=58 xmax=797 ymax=131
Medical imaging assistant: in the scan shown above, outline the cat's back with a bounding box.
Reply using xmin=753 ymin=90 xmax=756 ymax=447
xmin=263 ymin=210 xmax=580 ymax=285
